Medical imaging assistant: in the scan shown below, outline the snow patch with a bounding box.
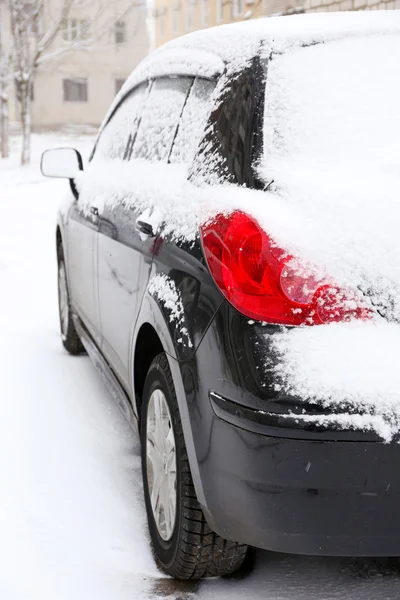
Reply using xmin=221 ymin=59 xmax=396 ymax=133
xmin=0 ymin=133 xmax=159 ymax=600
xmin=148 ymin=274 xmax=193 ymax=348
xmin=76 ymin=160 xmax=200 ymax=242
xmin=270 ymin=321 xmax=400 ymax=442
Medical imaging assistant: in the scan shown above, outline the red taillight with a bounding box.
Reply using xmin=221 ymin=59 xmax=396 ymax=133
xmin=201 ymin=211 xmax=370 ymax=326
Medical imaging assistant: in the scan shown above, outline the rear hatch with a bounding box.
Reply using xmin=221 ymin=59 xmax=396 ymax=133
xmin=201 ymin=32 xmax=400 ymax=442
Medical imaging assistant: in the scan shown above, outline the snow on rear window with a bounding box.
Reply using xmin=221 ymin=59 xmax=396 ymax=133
xmin=256 ymin=33 xmax=400 ymax=441
xmin=263 ymin=34 xmax=400 ymax=167
xmin=257 ymin=33 xmax=400 ymax=299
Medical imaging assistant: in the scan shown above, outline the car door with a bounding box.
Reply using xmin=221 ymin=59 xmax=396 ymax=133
xmin=96 ymin=76 xmax=193 ymax=391
xmin=68 ymin=187 xmax=101 ymax=347
xmin=147 ymin=77 xmax=219 ymax=354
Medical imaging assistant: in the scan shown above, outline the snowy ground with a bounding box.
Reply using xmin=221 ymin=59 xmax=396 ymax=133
xmin=1 ymin=132 xmax=400 ymax=599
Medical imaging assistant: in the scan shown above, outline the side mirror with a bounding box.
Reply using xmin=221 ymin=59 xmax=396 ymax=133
xmin=41 ymin=148 xmax=83 ymax=179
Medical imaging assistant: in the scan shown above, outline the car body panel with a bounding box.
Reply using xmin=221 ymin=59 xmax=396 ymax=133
xmin=150 ymin=236 xmax=225 ymax=360
xmin=131 ymin=282 xmax=208 ymax=508
xmin=67 ymin=201 xmax=102 ymax=347
xmin=52 ymin=14 xmax=400 ymax=557
xmin=97 ymin=201 xmax=156 ymax=390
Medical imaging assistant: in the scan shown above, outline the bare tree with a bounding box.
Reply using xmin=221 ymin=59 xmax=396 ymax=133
xmin=0 ymin=0 xmax=11 ymax=159
xmin=8 ymin=0 xmax=145 ymax=165
xmin=9 ymin=0 xmax=76 ymax=164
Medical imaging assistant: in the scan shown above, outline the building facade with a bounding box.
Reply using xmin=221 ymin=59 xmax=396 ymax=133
xmin=152 ymin=0 xmax=400 ymax=47
xmin=1 ymin=0 xmax=150 ymax=129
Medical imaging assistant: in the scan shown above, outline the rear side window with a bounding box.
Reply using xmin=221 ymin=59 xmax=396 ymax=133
xmin=192 ymin=56 xmax=265 ymax=187
xmin=132 ymin=77 xmax=193 ymax=162
xmin=95 ymin=82 xmax=148 ymax=160
xmin=169 ymin=78 xmax=216 ymax=165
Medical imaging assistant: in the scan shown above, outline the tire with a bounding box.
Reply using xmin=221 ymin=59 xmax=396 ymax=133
xmin=141 ymin=352 xmax=248 ymax=580
xmin=57 ymin=246 xmax=84 ymax=355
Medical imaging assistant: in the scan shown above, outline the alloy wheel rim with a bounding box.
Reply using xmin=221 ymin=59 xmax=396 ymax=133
xmin=58 ymin=263 xmax=69 ymax=339
xmin=146 ymin=389 xmax=177 ymax=542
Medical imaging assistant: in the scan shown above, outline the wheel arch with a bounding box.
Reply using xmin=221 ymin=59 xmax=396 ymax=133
xmin=132 ymin=292 xmax=207 ymax=508
xmin=56 ymin=226 xmax=62 ymax=253
xmin=56 ymin=223 xmax=67 ymax=266
xmin=133 ymin=322 xmax=164 ymax=424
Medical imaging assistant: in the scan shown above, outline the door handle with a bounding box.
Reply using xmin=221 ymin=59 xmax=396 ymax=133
xmin=90 ymin=206 xmax=99 ymax=216
xmin=136 ymin=219 xmax=155 ymax=238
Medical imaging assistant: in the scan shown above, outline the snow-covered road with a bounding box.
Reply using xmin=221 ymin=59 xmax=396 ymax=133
xmin=1 ymin=133 xmax=400 ymax=600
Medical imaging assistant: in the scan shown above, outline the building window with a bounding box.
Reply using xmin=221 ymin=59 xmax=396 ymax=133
xmin=171 ymin=5 xmax=179 ymax=34
xmin=61 ymin=19 xmax=90 ymax=42
xmin=201 ymin=0 xmax=208 ymax=26
xmin=22 ymin=3 xmax=42 ymax=35
xmin=186 ymin=0 xmax=193 ymax=32
xmin=217 ymin=0 xmax=223 ymax=23
xmin=115 ymin=21 xmax=126 ymax=44
xmin=158 ymin=9 xmax=166 ymax=37
xmin=232 ymin=0 xmax=243 ymax=17
xmin=63 ymin=78 xmax=88 ymax=102
xmin=115 ymin=78 xmax=125 ymax=95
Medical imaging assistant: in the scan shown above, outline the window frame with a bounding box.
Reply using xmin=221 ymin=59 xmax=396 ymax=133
xmin=63 ymin=77 xmax=88 ymax=103
xmin=169 ymin=76 xmax=217 ymax=166
xmin=201 ymin=0 xmax=208 ymax=27
xmin=61 ymin=18 xmax=90 ymax=42
xmin=157 ymin=8 xmax=166 ymax=37
xmin=90 ymin=70 xmax=220 ymax=164
xmin=189 ymin=55 xmax=266 ymax=188
xmin=22 ymin=3 xmax=42 ymax=36
xmin=233 ymin=0 xmax=243 ymax=18
xmin=90 ymin=81 xmax=151 ymax=162
xmin=132 ymin=75 xmax=193 ymax=163
xmin=171 ymin=4 xmax=179 ymax=34
xmin=115 ymin=20 xmax=126 ymax=44
xmin=216 ymin=0 xmax=223 ymax=23
xmin=186 ymin=0 xmax=193 ymax=32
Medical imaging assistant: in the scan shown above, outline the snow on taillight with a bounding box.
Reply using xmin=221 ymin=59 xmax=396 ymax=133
xmin=200 ymin=211 xmax=371 ymax=326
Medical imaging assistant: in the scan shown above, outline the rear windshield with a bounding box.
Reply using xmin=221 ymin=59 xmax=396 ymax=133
xmin=262 ymin=34 xmax=400 ymax=171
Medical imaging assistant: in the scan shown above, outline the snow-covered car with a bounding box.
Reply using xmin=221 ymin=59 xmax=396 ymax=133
xmin=41 ymin=11 xmax=400 ymax=580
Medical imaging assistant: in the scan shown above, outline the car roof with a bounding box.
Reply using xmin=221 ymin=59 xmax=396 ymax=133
xmin=100 ymin=10 xmax=400 ymax=133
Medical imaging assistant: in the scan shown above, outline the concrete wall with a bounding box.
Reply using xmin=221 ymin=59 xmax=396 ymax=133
xmin=305 ymin=0 xmax=399 ymax=12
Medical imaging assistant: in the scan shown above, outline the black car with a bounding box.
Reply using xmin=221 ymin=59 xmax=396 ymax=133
xmin=41 ymin=13 xmax=400 ymax=581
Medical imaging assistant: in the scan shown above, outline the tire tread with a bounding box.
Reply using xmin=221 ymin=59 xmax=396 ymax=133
xmin=145 ymin=353 xmax=248 ymax=580
xmin=57 ymin=246 xmax=84 ymax=355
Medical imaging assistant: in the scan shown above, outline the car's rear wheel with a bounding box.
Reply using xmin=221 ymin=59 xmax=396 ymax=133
xmin=141 ymin=352 xmax=248 ymax=580
xmin=57 ymin=248 xmax=84 ymax=355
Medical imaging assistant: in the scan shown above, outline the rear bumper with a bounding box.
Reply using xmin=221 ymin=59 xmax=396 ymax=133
xmin=181 ymin=304 xmax=400 ymax=556
xmin=199 ymin=414 xmax=400 ymax=556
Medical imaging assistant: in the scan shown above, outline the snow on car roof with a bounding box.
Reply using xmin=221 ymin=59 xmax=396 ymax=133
xmin=103 ymin=11 xmax=400 ymax=133
xmin=163 ymin=9 xmax=400 ymax=57
xmin=145 ymin=10 xmax=400 ymax=78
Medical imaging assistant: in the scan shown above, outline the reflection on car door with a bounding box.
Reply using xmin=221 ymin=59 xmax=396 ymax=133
xmin=96 ymin=77 xmax=193 ymax=391
xmin=68 ymin=198 xmax=101 ymax=347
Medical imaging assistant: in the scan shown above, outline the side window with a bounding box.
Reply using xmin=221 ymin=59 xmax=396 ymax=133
xmin=192 ymin=56 xmax=265 ymax=187
xmin=132 ymin=77 xmax=193 ymax=162
xmin=95 ymin=82 xmax=148 ymax=160
xmin=169 ymin=78 xmax=216 ymax=165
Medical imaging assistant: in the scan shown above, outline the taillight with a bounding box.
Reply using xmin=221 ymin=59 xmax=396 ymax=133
xmin=200 ymin=211 xmax=370 ymax=326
